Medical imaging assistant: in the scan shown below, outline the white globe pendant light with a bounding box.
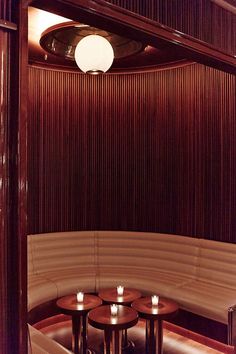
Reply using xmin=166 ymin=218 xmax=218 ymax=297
xmin=74 ymin=34 xmax=114 ymax=74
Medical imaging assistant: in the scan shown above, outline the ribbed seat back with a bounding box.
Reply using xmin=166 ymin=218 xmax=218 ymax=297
xmin=28 ymin=237 xmax=35 ymax=276
xmin=29 ymin=231 xmax=96 ymax=273
xmin=97 ymin=231 xmax=199 ymax=278
xmin=197 ymin=239 xmax=236 ymax=289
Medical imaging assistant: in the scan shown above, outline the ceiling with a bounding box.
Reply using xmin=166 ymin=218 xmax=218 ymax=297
xmin=28 ymin=6 xmax=190 ymax=73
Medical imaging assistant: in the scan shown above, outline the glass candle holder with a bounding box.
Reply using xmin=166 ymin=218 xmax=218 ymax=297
xmin=111 ymin=304 xmax=118 ymax=316
xmin=76 ymin=291 xmax=84 ymax=303
xmin=151 ymin=295 xmax=159 ymax=306
xmin=117 ymin=285 xmax=124 ymax=296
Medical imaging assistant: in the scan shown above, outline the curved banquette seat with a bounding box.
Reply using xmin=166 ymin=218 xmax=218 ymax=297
xmin=28 ymin=231 xmax=96 ymax=310
xmin=28 ymin=231 xmax=236 ymax=348
xmin=28 ymin=324 xmax=71 ymax=354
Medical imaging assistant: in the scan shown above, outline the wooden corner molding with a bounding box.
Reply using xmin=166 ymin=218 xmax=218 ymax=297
xmin=0 ymin=19 xmax=17 ymax=30
xmin=211 ymin=0 xmax=236 ymax=14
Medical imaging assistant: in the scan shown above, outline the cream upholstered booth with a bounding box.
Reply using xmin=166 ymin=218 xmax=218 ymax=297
xmin=28 ymin=325 xmax=71 ymax=354
xmin=28 ymin=231 xmax=96 ymax=310
xmin=28 ymin=231 xmax=236 ymax=348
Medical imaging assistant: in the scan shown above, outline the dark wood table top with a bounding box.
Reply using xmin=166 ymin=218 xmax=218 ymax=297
xmin=56 ymin=294 xmax=102 ymax=316
xmin=131 ymin=296 xmax=178 ymax=320
xmin=98 ymin=287 xmax=141 ymax=305
xmin=88 ymin=305 xmax=138 ymax=331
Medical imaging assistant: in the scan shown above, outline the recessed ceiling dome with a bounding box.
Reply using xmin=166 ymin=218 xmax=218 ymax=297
xmin=40 ymin=22 xmax=144 ymax=62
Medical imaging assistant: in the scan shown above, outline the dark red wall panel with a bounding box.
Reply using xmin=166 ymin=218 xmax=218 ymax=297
xmin=105 ymin=0 xmax=236 ymax=55
xmin=0 ymin=0 xmax=11 ymax=21
xmin=0 ymin=28 xmax=10 ymax=354
xmin=0 ymin=3 xmax=28 ymax=353
xmin=28 ymin=64 xmax=236 ymax=242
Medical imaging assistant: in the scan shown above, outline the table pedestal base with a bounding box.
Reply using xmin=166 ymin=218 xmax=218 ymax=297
xmin=73 ymin=315 xmax=94 ymax=354
xmin=122 ymin=329 xmax=135 ymax=350
xmin=146 ymin=319 xmax=163 ymax=354
xmin=72 ymin=316 xmax=82 ymax=354
xmin=104 ymin=330 xmax=122 ymax=354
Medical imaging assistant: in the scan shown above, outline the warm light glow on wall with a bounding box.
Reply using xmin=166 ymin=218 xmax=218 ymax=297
xmin=74 ymin=35 xmax=114 ymax=74
xmin=28 ymin=6 xmax=71 ymax=46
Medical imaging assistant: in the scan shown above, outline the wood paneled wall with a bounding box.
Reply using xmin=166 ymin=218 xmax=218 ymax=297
xmin=0 ymin=27 xmax=10 ymax=354
xmin=28 ymin=64 xmax=236 ymax=242
xmin=0 ymin=3 xmax=28 ymax=354
xmin=0 ymin=0 xmax=11 ymax=21
xmin=105 ymin=0 xmax=236 ymax=55
xmin=0 ymin=2 xmax=28 ymax=353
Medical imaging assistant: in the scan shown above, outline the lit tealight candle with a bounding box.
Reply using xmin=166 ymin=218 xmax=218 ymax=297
xmin=117 ymin=285 xmax=124 ymax=296
xmin=151 ymin=295 xmax=159 ymax=306
xmin=111 ymin=304 xmax=118 ymax=316
xmin=76 ymin=291 xmax=84 ymax=303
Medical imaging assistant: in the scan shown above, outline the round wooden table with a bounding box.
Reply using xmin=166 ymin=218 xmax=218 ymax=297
xmin=88 ymin=304 xmax=138 ymax=354
xmin=132 ymin=296 xmax=179 ymax=354
xmin=57 ymin=294 xmax=102 ymax=354
xmin=98 ymin=287 xmax=141 ymax=348
xmin=98 ymin=287 xmax=141 ymax=306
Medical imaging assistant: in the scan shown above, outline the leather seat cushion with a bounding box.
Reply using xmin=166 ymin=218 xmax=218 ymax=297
xmin=97 ymin=231 xmax=199 ymax=278
xmin=28 ymin=275 xmax=57 ymax=311
xmin=197 ymin=239 xmax=236 ymax=290
xmin=41 ymin=267 xmax=97 ymax=297
xmin=97 ymin=266 xmax=193 ymax=296
xmin=168 ymin=280 xmax=236 ymax=323
xmin=29 ymin=231 xmax=96 ymax=274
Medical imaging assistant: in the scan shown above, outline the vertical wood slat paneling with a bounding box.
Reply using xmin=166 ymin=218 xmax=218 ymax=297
xmin=0 ymin=29 xmax=10 ymax=354
xmin=104 ymin=0 xmax=236 ymax=55
xmin=0 ymin=0 xmax=11 ymax=21
xmin=4 ymin=3 xmax=28 ymax=353
xmin=0 ymin=2 xmax=28 ymax=350
xmin=28 ymin=64 xmax=236 ymax=243
xmin=211 ymin=2 xmax=236 ymax=55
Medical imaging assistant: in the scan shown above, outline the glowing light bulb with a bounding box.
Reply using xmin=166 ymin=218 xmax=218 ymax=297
xmin=75 ymin=35 xmax=114 ymax=74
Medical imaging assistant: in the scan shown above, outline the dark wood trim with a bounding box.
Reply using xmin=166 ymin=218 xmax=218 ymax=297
xmin=29 ymin=59 xmax=194 ymax=74
xmin=17 ymin=1 xmax=28 ymax=352
xmin=211 ymin=0 xmax=236 ymax=14
xmin=170 ymin=309 xmax=228 ymax=344
xmin=29 ymin=0 xmax=236 ymax=74
xmin=0 ymin=28 xmax=10 ymax=354
xmin=28 ymin=300 xmax=60 ymax=325
xmin=6 ymin=1 xmax=28 ymax=354
xmin=164 ymin=321 xmax=232 ymax=353
xmin=0 ymin=19 xmax=17 ymax=30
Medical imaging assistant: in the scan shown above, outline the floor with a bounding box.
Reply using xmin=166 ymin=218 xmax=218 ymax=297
xmin=35 ymin=315 xmax=235 ymax=354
